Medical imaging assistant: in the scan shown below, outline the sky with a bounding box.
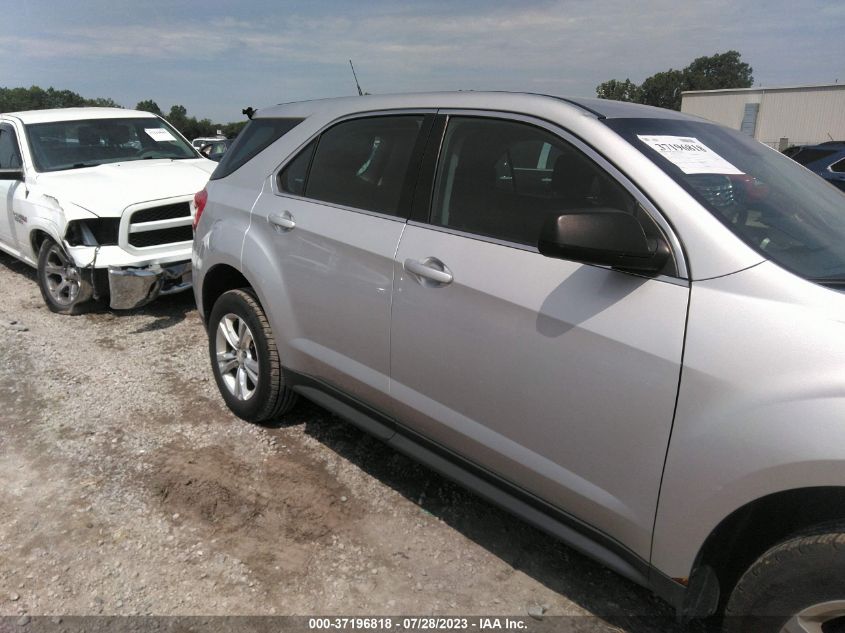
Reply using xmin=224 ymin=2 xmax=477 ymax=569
xmin=2 ymin=0 xmax=843 ymax=123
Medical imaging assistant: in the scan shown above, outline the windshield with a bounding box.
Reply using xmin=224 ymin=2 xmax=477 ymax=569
xmin=604 ymin=118 xmax=845 ymax=282
xmin=25 ymin=117 xmax=199 ymax=172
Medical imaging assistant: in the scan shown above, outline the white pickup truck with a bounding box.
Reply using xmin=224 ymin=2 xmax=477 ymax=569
xmin=0 ymin=107 xmax=215 ymax=314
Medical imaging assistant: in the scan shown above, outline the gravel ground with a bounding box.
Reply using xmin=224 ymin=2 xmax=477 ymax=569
xmin=0 ymin=251 xmax=711 ymax=631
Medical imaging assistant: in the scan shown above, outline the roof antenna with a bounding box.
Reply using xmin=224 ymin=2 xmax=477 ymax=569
xmin=349 ymin=59 xmax=364 ymax=96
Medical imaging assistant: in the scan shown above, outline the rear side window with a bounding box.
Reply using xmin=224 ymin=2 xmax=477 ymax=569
xmin=831 ymin=158 xmax=845 ymax=173
xmin=279 ymin=115 xmax=424 ymax=217
xmin=278 ymin=140 xmax=317 ymax=196
xmin=210 ymin=117 xmax=303 ymax=180
xmin=0 ymin=125 xmax=22 ymax=169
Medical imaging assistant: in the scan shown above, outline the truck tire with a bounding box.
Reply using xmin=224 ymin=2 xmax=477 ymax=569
xmin=724 ymin=529 xmax=845 ymax=633
xmin=36 ymin=238 xmax=93 ymax=315
xmin=208 ymin=288 xmax=297 ymax=424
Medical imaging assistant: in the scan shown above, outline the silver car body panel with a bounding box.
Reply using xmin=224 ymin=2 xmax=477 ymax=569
xmin=653 ymin=260 xmax=845 ymax=578
xmin=192 ymin=91 xmax=844 ymax=593
xmin=243 ymin=178 xmax=405 ymax=411
xmin=390 ymin=223 xmax=688 ymax=559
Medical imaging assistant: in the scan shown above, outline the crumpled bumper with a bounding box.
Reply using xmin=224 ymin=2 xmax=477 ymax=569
xmin=108 ymin=261 xmax=192 ymax=310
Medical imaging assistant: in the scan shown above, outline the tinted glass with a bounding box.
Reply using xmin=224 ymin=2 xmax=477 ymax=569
xmin=211 ymin=118 xmax=304 ymax=180
xmin=278 ymin=140 xmax=317 ymax=196
xmin=305 ymin=116 xmax=424 ymax=216
xmin=431 ymin=117 xmax=635 ymax=245
xmin=831 ymin=158 xmax=845 ymax=174
xmin=0 ymin=127 xmax=22 ymax=169
xmin=605 ymin=118 xmax=845 ymax=282
xmin=791 ymin=148 xmax=836 ymax=166
xmin=25 ymin=118 xmax=196 ymax=172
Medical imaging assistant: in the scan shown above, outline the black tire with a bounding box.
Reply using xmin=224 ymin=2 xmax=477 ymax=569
xmin=36 ymin=237 xmax=93 ymax=315
xmin=723 ymin=529 xmax=845 ymax=633
xmin=207 ymin=288 xmax=297 ymax=424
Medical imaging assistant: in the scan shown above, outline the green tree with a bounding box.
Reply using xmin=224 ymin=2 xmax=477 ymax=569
xmin=135 ymin=99 xmax=163 ymax=115
xmin=220 ymin=121 xmax=248 ymax=138
xmin=638 ymin=69 xmax=686 ymax=110
xmin=683 ymin=50 xmax=753 ymax=92
xmin=0 ymin=85 xmax=121 ymax=112
xmin=595 ymin=78 xmax=641 ymax=102
xmin=595 ymin=51 xmax=754 ymax=111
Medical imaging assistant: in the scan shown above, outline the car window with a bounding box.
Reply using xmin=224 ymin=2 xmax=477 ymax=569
xmin=430 ymin=117 xmax=636 ymax=246
xmin=211 ymin=118 xmax=304 ymax=180
xmin=0 ymin=126 xmax=23 ymax=170
xmin=25 ymin=118 xmax=196 ymax=171
xmin=302 ymin=115 xmax=424 ymax=217
xmin=278 ymin=139 xmax=317 ymax=196
xmin=830 ymin=158 xmax=845 ymax=173
xmin=605 ymin=117 xmax=845 ymax=282
xmin=791 ymin=148 xmax=837 ymax=167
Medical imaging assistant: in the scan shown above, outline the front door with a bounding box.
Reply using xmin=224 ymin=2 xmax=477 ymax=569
xmin=0 ymin=124 xmax=24 ymax=248
xmin=388 ymin=115 xmax=689 ymax=559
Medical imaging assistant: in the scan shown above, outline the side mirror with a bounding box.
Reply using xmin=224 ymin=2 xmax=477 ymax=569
xmin=0 ymin=168 xmax=24 ymax=181
xmin=538 ymin=208 xmax=669 ymax=273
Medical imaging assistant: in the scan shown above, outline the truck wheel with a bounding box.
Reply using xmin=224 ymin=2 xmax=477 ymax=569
xmin=37 ymin=238 xmax=93 ymax=315
xmin=724 ymin=529 xmax=845 ymax=633
xmin=208 ymin=288 xmax=297 ymax=424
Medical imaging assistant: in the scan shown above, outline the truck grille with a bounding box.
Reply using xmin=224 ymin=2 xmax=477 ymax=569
xmin=127 ymin=202 xmax=193 ymax=248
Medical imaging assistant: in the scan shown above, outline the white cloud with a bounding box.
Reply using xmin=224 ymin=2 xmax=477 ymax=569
xmin=1 ymin=0 xmax=841 ymax=120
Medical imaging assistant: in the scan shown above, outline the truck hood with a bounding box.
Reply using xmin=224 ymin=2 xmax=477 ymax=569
xmin=33 ymin=159 xmax=214 ymax=217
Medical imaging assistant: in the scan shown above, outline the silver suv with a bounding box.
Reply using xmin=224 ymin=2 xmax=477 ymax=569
xmin=193 ymin=93 xmax=845 ymax=631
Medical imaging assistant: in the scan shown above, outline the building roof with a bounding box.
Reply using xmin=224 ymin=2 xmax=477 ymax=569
xmin=682 ymin=83 xmax=844 ymax=96
xmin=1 ymin=107 xmax=156 ymax=124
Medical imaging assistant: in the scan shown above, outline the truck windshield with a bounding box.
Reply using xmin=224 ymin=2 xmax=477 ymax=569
xmin=604 ymin=118 xmax=845 ymax=282
xmin=26 ymin=117 xmax=199 ymax=172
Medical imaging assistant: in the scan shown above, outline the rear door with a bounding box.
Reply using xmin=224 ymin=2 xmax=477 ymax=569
xmin=251 ymin=113 xmax=432 ymax=412
xmin=387 ymin=113 xmax=689 ymax=558
xmin=0 ymin=123 xmax=25 ymax=248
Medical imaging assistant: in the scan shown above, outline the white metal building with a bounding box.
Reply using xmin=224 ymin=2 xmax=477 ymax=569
xmin=681 ymin=83 xmax=845 ymax=149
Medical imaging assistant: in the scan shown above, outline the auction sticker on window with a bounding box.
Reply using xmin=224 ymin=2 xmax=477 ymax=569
xmin=637 ymin=135 xmax=743 ymax=175
xmin=145 ymin=128 xmax=177 ymax=142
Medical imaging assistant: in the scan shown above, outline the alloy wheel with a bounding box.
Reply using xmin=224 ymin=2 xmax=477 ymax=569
xmin=215 ymin=313 xmax=260 ymax=401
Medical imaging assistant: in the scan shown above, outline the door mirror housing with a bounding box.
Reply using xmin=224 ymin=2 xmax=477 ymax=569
xmin=538 ymin=208 xmax=669 ymax=273
xmin=0 ymin=168 xmax=23 ymax=181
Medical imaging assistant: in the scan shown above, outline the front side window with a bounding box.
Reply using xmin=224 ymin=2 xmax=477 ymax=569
xmin=0 ymin=126 xmax=22 ymax=169
xmin=430 ymin=117 xmax=636 ymax=246
xmin=605 ymin=118 xmax=845 ymax=283
xmin=296 ymin=115 xmax=424 ymax=217
xmin=25 ymin=117 xmax=197 ymax=172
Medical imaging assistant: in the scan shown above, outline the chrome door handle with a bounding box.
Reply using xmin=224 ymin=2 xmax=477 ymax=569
xmin=269 ymin=211 xmax=296 ymax=231
xmin=403 ymin=257 xmax=453 ymax=286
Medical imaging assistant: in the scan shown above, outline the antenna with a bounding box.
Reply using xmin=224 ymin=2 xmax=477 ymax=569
xmin=349 ymin=59 xmax=364 ymax=96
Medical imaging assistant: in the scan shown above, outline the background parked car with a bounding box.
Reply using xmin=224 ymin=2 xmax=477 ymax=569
xmin=784 ymin=141 xmax=845 ymax=191
xmin=0 ymin=107 xmax=215 ymax=314
xmin=199 ymin=138 xmax=233 ymax=162
xmin=191 ymin=135 xmax=225 ymax=149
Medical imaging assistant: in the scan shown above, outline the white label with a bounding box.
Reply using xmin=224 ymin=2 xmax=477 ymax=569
xmin=637 ymin=135 xmax=743 ymax=175
xmin=144 ymin=128 xmax=177 ymax=142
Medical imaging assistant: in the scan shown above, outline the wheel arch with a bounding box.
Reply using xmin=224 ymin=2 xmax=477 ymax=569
xmin=30 ymin=227 xmax=58 ymax=257
xmin=200 ymin=263 xmax=254 ymax=324
xmin=681 ymin=486 xmax=845 ymax=618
